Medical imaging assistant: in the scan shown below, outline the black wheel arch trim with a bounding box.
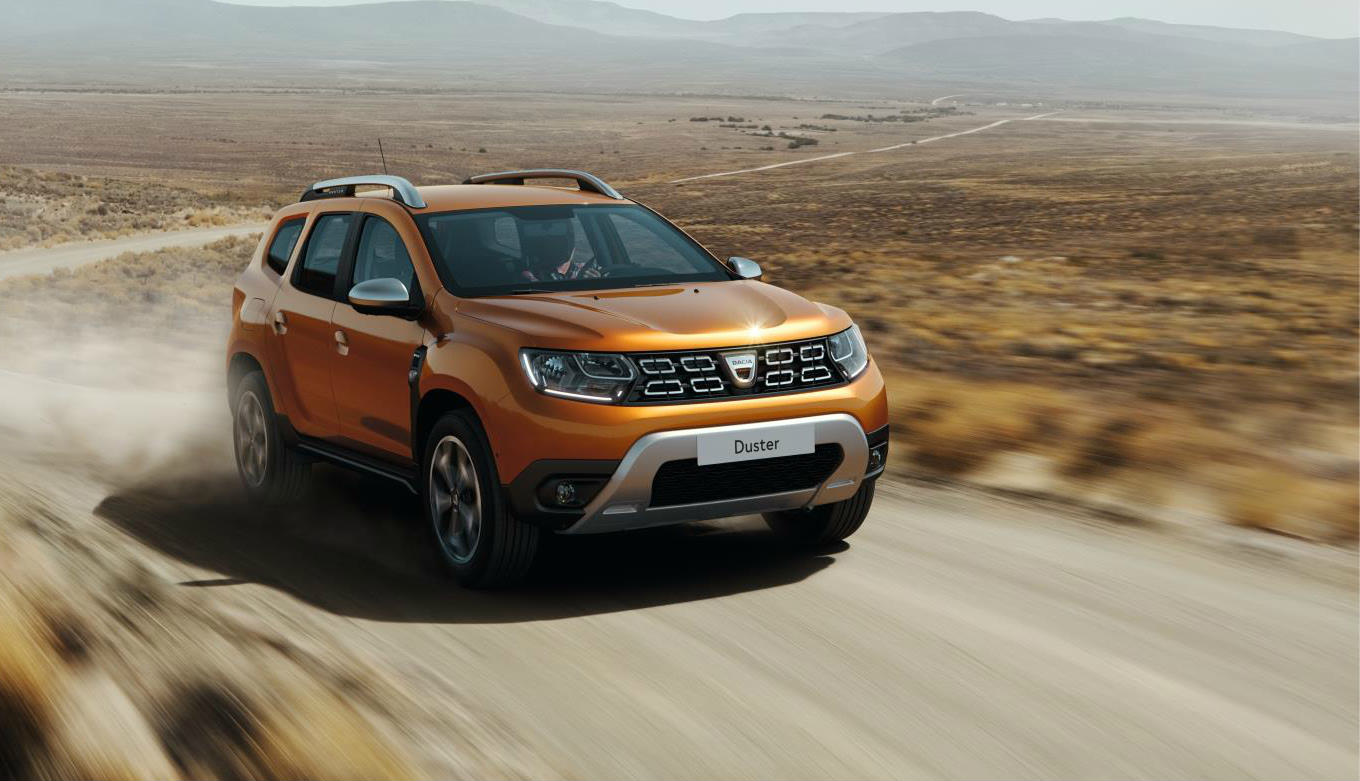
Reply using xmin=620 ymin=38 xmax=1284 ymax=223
xmin=408 ymin=344 xmax=429 ymax=461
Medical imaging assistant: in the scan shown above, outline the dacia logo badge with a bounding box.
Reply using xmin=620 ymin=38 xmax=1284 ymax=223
xmin=722 ymin=351 xmax=758 ymax=388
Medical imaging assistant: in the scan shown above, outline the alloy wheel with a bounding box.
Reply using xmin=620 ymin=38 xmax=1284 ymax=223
xmin=429 ymin=435 xmax=482 ymax=564
xmin=234 ymin=390 xmax=268 ymax=488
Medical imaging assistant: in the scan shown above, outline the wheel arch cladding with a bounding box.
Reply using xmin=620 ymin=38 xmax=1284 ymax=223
xmin=414 ymin=389 xmax=481 ymax=463
xmin=227 ymin=352 xmax=265 ymax=405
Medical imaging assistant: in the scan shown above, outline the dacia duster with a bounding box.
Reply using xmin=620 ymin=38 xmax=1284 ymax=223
xmin=227 ymin=170 xmax=889 ymax=587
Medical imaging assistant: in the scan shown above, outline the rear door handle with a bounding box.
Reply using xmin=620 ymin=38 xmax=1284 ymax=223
xmin=272 ymin=310 xmax=288 ymax=335
xmin=334 ymin=329 xmax=349 ymax=356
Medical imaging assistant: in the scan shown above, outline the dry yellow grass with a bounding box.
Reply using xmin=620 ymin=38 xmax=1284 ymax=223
xmin=0 ymin=580 xmax=60 ymax=779
xmin=0 ymin=491 xmax=421 ymax=780
xmin=1220 ymin=467 xmax=1359 ymax=542
xmin=0 ymin=166 xmax=271 ymax=250
xmin=883 ymin=370 xmax=1357 ymax=541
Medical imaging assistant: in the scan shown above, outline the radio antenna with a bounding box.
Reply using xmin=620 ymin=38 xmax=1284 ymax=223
xmin=377 ymin=138 xmax=390 ymax=174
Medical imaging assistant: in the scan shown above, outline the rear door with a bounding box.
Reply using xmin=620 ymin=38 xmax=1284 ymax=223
xmin=269 ymin=211 xmax=356 ymax=438
xmin=329 ymin=211 xmax=427 ymax=460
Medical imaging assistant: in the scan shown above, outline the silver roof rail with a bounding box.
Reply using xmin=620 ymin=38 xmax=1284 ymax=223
xmin=300 ymin=174 xmax=426 ymax=209
xmin=462 ymin=169 xmax=623 ymax=200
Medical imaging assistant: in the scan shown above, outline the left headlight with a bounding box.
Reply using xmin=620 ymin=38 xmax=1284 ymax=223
xmin=828 ymin=324 xmax=869 ymax=379
xmin=520 ymin=349 xmax=636 ymax=403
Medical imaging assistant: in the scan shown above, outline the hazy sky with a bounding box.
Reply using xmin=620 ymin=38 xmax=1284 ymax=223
xmin=223 ymin=0 xmax=1359 ymax=39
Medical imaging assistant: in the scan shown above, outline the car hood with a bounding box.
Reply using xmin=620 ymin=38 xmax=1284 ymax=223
xmin=455 ymin=280 xmax=851 ymax=352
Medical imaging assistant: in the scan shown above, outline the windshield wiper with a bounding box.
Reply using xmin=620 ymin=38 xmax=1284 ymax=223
xmin=506 ymin=288 xmax=554 ymax=295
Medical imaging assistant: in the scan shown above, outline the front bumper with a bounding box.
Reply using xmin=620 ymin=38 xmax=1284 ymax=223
xmin=551 ymin=413 xmax=870 ymax=534
xmin=485 ymin=360 xmax=888 ymax=485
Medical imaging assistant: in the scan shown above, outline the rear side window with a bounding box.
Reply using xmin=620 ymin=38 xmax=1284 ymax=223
xmin=265 ymin=218 xmax=304 ymax=276
xmin=294 ymin=213 xmax=354 ymax=298
xmin=352 ymin=217 xmax=416 ymax=293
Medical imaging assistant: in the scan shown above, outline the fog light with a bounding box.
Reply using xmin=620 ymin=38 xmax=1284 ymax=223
xmin=866 ymin=444 xmax=887 ymax=474
xmin=554 ymin=480 xmax=578 ymax=507
xmin=537 ymin=477 xmax=605 ymax=510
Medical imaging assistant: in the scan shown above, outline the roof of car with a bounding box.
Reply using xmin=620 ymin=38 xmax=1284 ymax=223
xmin=355 ymin=183 xmax=630 ymax=212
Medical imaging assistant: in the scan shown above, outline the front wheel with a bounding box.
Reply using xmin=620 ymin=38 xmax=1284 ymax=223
xmin=764 ymin=479 xmax=875 ymax=546
xmin=421 ymin=410 xmax=538 ymax=588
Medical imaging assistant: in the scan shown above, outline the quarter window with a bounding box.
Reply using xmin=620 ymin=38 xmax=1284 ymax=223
xmin=294 ymin=213 xmax=353 ymax=298
xmin=265 ymin=218 xmax=304 ymax=276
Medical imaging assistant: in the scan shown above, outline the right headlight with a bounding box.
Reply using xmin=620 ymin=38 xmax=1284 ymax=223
xmin=828 ymin=324 xmax=869 ymax=379
xmin=520 ymin=349 xmax=636 ymax=403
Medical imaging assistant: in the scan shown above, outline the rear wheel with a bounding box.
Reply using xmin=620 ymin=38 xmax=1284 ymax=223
xmin=764 ymin=479 xmax=875 ymax=546
xmin=421 ymin=410 xmax=538 ymax=588
xmin=232 ymin=371 xmax=310 ymax=504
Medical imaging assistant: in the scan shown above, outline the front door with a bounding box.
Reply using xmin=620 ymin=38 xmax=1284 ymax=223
xmin=268 ymin=211 xmax=356 ymax=438
xmin=330 ymin=213 xmax=427 ymax=460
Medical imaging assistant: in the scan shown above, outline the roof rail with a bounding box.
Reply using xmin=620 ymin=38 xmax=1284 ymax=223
xmin=461 ymin=169 xmax=623 ymax=200
xmin=300 ymin=174 xmax=426 ymax=209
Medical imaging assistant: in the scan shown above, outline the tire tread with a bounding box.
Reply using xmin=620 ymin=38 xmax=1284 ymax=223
xmin=423 ymin=409 xmax=538 ymax=589
xmin=765 ymin=479 xmax=875 ymax=546
xmin=234 ymin=371 xmax=310 ymax=505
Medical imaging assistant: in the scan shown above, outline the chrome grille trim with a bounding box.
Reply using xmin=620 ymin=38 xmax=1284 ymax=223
xmin=622 ymin=335 xmax=844 ymax=405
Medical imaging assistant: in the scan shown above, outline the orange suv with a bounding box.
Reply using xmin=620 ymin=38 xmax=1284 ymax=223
xmin=227 ymin=170 xmax=888 ymax=587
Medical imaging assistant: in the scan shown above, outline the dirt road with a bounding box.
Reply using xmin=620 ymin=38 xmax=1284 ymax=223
xmin=670 ymin=112 xmax=1060 ymax=183
xmin=0 ymin=223 xmax=265 ymax=280
xmin=114 ymin=482 xmax=1360 ymax=778
xmin=1 ymin=361 xmax=1355 ymax=779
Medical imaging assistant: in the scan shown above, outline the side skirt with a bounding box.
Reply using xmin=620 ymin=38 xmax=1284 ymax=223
xmin=293 ymin=435 xmax=420 ymax=494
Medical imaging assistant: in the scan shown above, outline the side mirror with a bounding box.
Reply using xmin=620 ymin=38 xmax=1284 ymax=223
xmin=349 ymin=278 xmax=421 ymax=318
xmin=729 ymin=256 xmax=762 ymax=280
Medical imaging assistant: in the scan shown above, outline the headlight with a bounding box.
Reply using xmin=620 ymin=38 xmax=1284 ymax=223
xmin=520 ymin=349 xmax=635 ymax=403
xmin=828 ymin=324 xmax=869 ymax=379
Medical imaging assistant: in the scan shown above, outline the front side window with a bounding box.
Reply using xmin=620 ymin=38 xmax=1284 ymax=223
xmin=418 ymin=204 xmax=729 ymax=296
xmin=294 ymin=213 xmax=353 ymax=298
xmin=265 ymin=218 xmax=304 ymax=276
xmin=352 ymin=217 xmax=416 ymax=293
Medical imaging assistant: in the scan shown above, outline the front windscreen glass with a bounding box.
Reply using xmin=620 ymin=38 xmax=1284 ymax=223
xmin=417 ymin=204 xmax=731 ymax=296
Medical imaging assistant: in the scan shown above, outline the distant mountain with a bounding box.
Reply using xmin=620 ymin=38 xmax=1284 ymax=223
xmin=700 ymin=11 xmax=893 ymax=38
xmin=1095 ymin=17 xmax=1318 ymax=48
xmin=759 ymin=10 xmax=1019 ymax=52
xmin=2 ymin=0 xmax=726 ymax=61
xmin=721 ymin=10 xmax=1337 ymax=58
xmin=472 ymin=2 xmax=890 ymax=41
xmin=1 ymin=0 xmax=1354 ymax=110
xmin=469 ymin=0 xmax=708 ymax=38
xmin=881 ymin=33 xmax=1355 ymax=97
xmin=1266 ymin=37 xmax=1360 ymax=70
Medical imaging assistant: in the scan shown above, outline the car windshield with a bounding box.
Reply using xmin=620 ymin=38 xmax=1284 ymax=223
xmin=417 ymin=204 xmax=731 ymax=296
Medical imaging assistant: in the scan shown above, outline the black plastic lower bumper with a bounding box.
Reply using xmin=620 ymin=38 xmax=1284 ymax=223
xmin=504 ymin=458 xmax=620 ymax=530
xmin=865 ymin=423 xmax=890 ymax=478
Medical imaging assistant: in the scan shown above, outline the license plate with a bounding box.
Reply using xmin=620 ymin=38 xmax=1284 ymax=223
xmin=697 ymin=422 xmax=815 ymax=466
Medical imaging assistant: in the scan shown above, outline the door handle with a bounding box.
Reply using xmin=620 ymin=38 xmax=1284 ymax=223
xmin=334 ymin=329 xmax=349 ymax=356
xmin=272 ymin=310 xmax=288 ymax=335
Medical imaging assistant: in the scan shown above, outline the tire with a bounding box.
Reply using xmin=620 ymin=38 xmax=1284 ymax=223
xmin=764 ymin=479 xmax=875 ymax=546
xmin=231 ymin=371 xmax=310 ymax=504
xmin=421 ymin=409 xmax=538 ymax=588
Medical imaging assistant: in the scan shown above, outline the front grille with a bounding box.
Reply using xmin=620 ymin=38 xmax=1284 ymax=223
xmin=625 ymin=336 xmax=844 ymax=404
xmin=649 ymin=444 xmax=844 ymax=507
